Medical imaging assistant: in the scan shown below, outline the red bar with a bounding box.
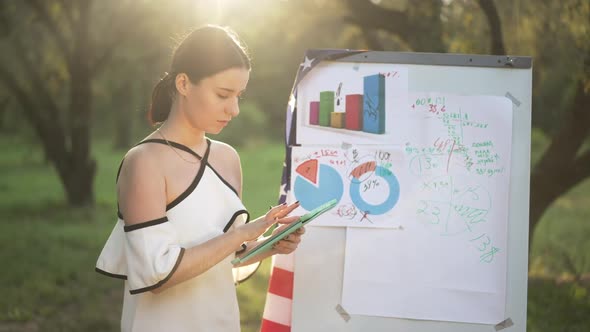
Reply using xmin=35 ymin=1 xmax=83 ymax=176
xmin=345 ymin=94 xmax=363 ymax=130
xmin=261 ymin=319 xmax=291 ymax=332
xmin=309 ymin=101 xmax=319 ymax=125
xmin=268 ymin=267 xmax=294 ymax=299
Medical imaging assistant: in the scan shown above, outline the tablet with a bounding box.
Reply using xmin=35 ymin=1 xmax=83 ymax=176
xmin=231 ymin=199 xmax=338 ymax=265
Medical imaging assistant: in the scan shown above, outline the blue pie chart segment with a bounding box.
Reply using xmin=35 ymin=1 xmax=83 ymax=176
xmin=294 ymin=164 xmax=343 ymax=211
xmin=350 ymin=166 xmax=400 ymax=215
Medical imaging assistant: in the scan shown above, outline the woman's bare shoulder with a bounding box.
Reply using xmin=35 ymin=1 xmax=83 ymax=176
xmin=120 ymin=143 xmax=166 ymax=175
xmin=208 ymin=139 xmax=240 ymax=163
xmin=117 ymin=143 xmax=167 ymax=224
xmin=208 ymin=139 xmax=243 ymax=195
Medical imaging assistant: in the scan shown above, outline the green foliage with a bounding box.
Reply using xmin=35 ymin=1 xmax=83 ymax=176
xmin=527 ymin=278 xmax=590 ymax=332
xmin=2 ymin=2 xmax=589 ymax=136
xmin=530 ymin=127 xmax=590 ymax=276
xmin=530 ymin=180 xmax=590 ymax=276
xmin=0 ymin=203 xmax=123 ymax=330
xmin=39 ymin=0 xmax=590 ymax=140
xmin=530 ymin=128 xmax=550 ymax=167
xmin=213 ymin=101 xmax=271 ymax=148
xmin=234 ymin=140 xmax=286 ymax=329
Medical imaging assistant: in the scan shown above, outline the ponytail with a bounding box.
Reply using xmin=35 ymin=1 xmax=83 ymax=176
xmin=148 ymin=72 xmax=176 ymax=125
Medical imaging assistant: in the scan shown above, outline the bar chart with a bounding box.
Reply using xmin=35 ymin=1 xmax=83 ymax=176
xmin=307 ymin=73 xmax=386 ymax=135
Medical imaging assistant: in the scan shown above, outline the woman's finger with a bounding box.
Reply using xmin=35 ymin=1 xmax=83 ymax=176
xmin=282 ymin=234 xmax=302 ymax=244
xmin=267 ymin=203 xmax=287 ymax=219
xmin=276 ymin=215 xmax=300 ymax=225
xmin=274 ymin=240 xmax=298 ymax=252
xmin=273 ymin=201 xmax=300 ymax=219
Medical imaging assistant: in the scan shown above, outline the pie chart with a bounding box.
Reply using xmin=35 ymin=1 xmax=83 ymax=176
xmin=349 ymin=165 xmax=400 ymax=215
xmin=294 ymin=161 xmax=343 ymax=211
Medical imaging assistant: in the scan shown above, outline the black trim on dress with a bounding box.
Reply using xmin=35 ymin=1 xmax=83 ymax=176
xmin=95 ymin=267 xmax=128 ymax=280
xmin=236 ymin=243 xmax=247 ymax=255
xmin=129 ymin=247 xmax=186 ymax=295
xmin=115 ymin=156 xmax=125 ymax=183
xmin=123 ymin=216 xmax=169 ymax=232
xmin=135 ymin=139 xmax=203 ymax=160
xmin=114 ymin=138 xmax=202 ymax=185
xmin=165 ymin=139 xmax=211 ymax=211
xmin=223 ymin=209 xmax=250 ymax=233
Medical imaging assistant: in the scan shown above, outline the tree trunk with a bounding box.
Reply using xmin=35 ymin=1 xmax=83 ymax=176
xmin=1 ymin=0 xmax=150 ymax=208
xmin=63 ymin=0 xmax=95 ymax=207
xmin=61 ymin=158 xmax=96 ymax=206
xmin=0 ymin=98 xmax=8 ymax=130
xmin=477 ymin=0 xmax=506 ymax=55
xmin=529 ymin=78 xmax=590 ymax=242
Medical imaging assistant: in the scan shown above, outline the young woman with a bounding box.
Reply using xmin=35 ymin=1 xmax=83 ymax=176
xmin=96 ymin=25 xmax=303 ymax=332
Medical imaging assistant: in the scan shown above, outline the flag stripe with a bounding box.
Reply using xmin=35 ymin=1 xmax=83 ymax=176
xmin=261 ymin=292 xmax=293 ymax=326
xmin=260 ymin=319 xmax=291 ymax=332
xmin=261 ymin=254 xmax=296 ymax=331
xmin=273 ymin=251 xmax=295 ymax=271
xmin=268 ymin=267 xmax=294 ymax=299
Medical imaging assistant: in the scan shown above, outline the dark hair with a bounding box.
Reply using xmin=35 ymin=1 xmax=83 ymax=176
xmin=148 ymin=25 xmax=251 ymax=124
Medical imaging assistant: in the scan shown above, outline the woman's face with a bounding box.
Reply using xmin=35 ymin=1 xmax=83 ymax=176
xmin=181 ymin=67 xmax=250 ymax=134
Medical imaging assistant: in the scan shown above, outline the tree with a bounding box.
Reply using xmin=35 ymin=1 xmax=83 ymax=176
xmin=0 ymin=0 xmax=159 ymax=206
xmin=343 ymin=0 xmax=590 ymax=245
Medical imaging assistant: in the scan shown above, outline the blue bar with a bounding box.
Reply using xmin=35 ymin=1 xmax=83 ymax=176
xmin=362 ymin=74 xmax=385 ymax=134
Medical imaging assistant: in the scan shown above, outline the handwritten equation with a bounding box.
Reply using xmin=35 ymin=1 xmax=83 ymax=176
xmin=415 ymin=175 xmax=500 ymax=263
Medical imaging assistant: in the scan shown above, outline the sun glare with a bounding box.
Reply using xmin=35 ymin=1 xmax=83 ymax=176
xmin=189 ymin=0 xmax=279 ymax=25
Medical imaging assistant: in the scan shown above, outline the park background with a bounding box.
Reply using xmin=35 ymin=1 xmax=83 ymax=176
xmin=0 ymin=0 xmax=589 ymax=331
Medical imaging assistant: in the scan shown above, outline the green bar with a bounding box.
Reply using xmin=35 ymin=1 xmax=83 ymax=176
xmin=319 ymin=91 xmax=334 ymax=127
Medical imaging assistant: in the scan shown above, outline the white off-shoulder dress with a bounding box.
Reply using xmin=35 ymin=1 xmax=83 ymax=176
xmin=96 ymin=138 xmax=258 ymax=332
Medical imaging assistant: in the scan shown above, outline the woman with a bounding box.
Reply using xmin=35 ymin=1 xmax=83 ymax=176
xmin=95 ymin=25 xmax=303 ymax=332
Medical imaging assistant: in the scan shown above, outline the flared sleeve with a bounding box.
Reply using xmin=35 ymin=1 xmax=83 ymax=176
xmin=123 ymin=217 xmax=184 ymax=294
xmin=96 ymin=216 xmax=184 ymax=294
xmin=95 ymin=219 xmax=127 ymax=280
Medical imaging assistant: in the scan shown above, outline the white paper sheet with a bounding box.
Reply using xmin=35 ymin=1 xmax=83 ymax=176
xmin=289 ymin=146 xmax=413 ymax=228
xmin=341 ymin=94 xmax=512 ymax=324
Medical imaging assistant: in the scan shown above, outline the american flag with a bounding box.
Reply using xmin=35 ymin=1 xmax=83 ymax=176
xmin=260 ymin=49 xmax=366 ymax=332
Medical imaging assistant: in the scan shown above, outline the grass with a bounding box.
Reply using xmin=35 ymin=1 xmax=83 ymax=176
xmin=0 ymin=131 xmax=589 ymax=331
